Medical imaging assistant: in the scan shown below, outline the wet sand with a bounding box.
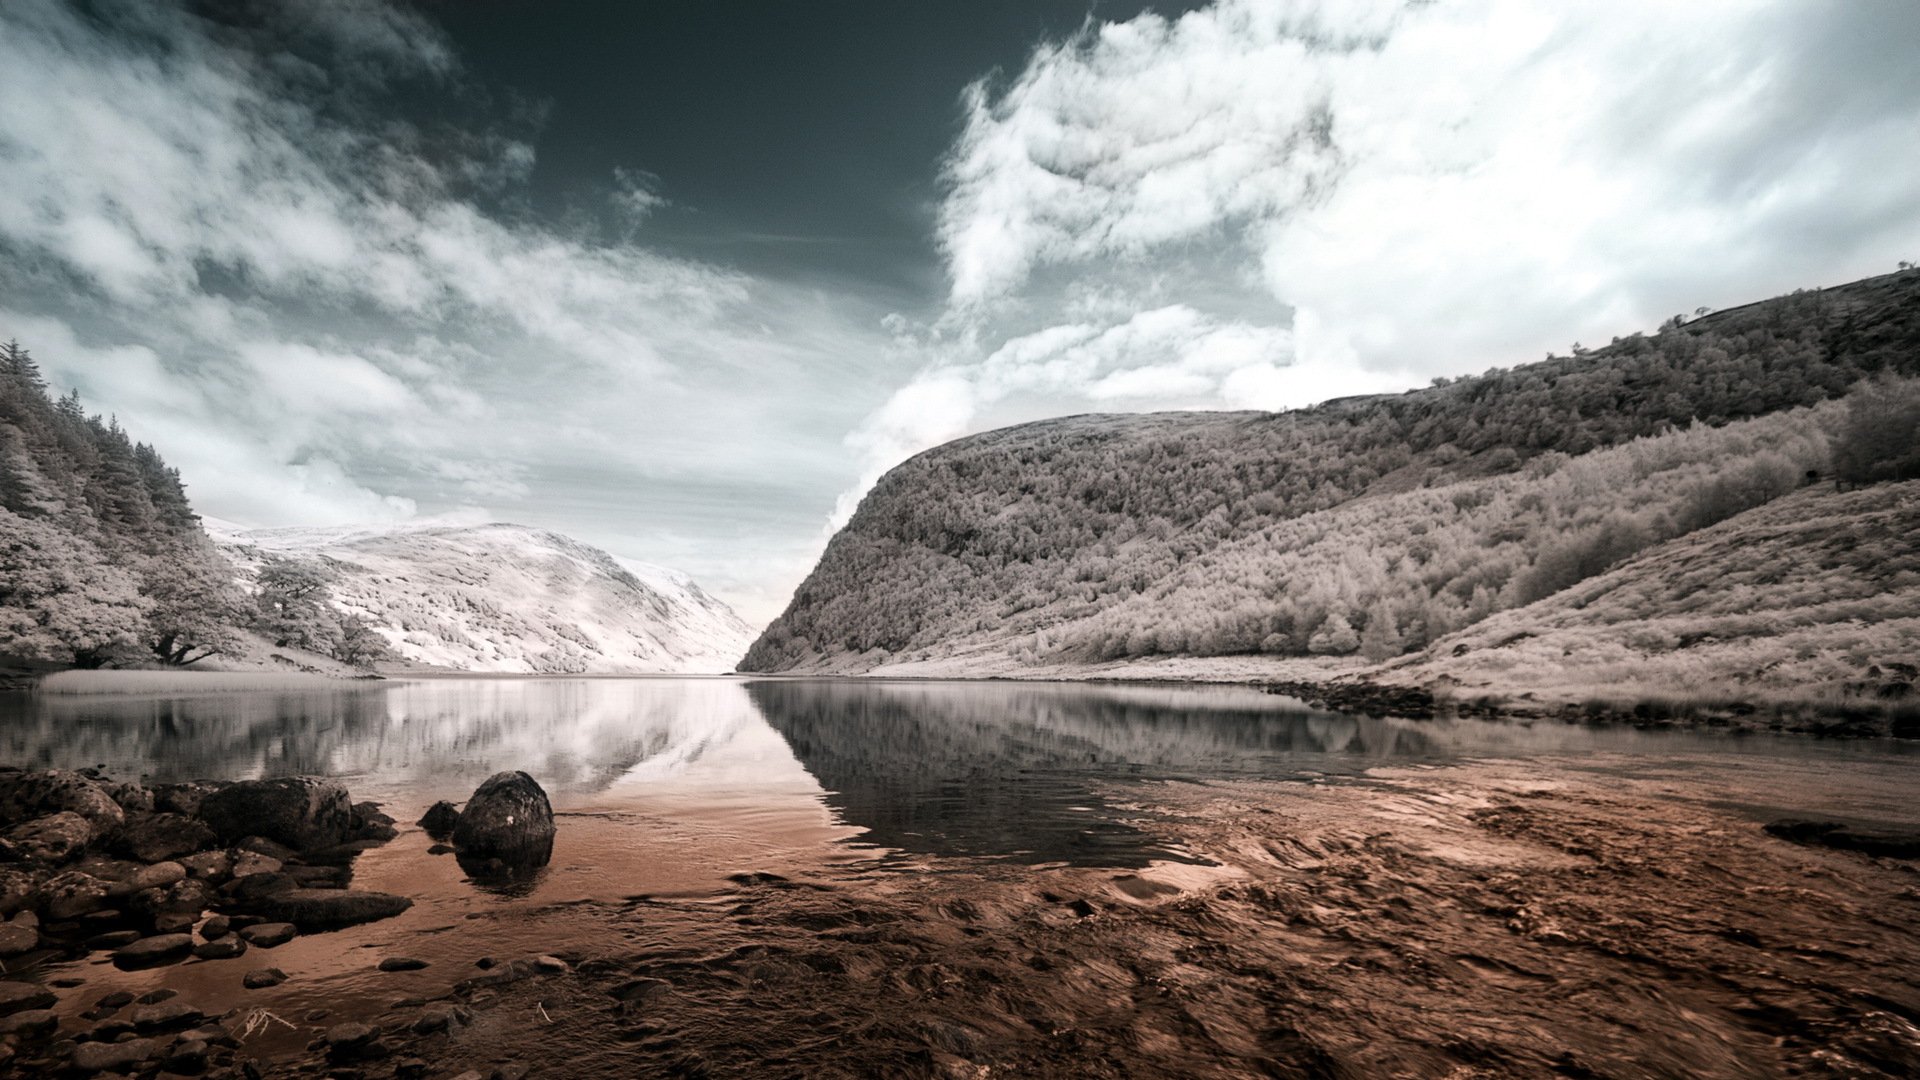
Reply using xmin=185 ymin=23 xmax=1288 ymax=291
xmin=227 ymin=755 xmax=1920 ymax=1079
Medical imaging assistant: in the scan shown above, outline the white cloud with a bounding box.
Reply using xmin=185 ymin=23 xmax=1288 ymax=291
xmin=832 ymin=0 xmax=1920 ymax=530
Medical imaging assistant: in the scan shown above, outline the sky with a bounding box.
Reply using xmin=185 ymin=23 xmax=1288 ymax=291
xmin=3 ymin=0 xmax=1918 ymax=627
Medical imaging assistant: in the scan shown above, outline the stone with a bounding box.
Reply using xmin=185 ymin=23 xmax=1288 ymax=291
xmin=0 ymin=981 xmax=56 ymax=1016
xmin=113 ymin=813 xmax=217 ymax=863
xmin=377 ymin=957 xmax=428 ymax=972
xmin=130 ymin=1000 xmax=204 ymax=1033
xmin=451 ymin=772 xmax=554 ymax=867
xmin=193 ymin=937 xmax=247 ymax=960
xmin=0 ymin=867 xmax=38 ymax=915
xmin=233 ymin=836 xmax=299 ymax=862
xmin=227 ymin=872 xmax=295 ymax=905
xmin=427 ymin=844 xmax=454 ymax=855
xmin=34 ymin=870 xmax=112 ymax=920
xmin=84 ymin=929 xmax=142 ymax=951
xmin=417 ymin=802 xmax=461 ymax=838
xmin=241 ymin=968 xmax=287 ymax=989
xmin=177 ymin=851 xmax=232 ymax=883
xmin=0 ymin=1007 xmax=58 ymax=1039
xmin=111 ymin=933 xmax=193 ymax=970
xmin=238 ymin=922 xmax=297 ymax=948
xmin=160 ymin=1038 xmax=209 ymax=1074
xmin=409 ymin=1008 xmax=453 ymax=1035
xmin=395 ymin=1058 xmax=431 ymax=1079
xmin=246 ymin=890 xmax=411 ymax=932
xmin=351 ymin=802 xmax=398 ymax=842
xmin=70 ymin=1037 xmax=156 ymax=1074
xmin=135 ymin=988 xmax=175 ymax=1004
xmin=103 ymin=783 xmax=154 ymax=816
xmin=533 ymin=955 xmax=570 ymax=973
xmin=94 ymin=991 xmax=134 ymax=1009
xmin=0 ymin=922 xmax=37 ymax=956
xmin=152 ymin=781 xmax=229 ymax=818
xmin=152 ymin=910 xmax=196 ymax=934
xmin=200 ymin=915 xmax=231 ymax=941
xmin=108 ymin=861 xmax=187 ymax=898
xmin=325 ymin=1021 xmax=387 ymax=1063
xmin=0 ymin=771 xmax=124 ymax=834
xmin=284 ymin=865 xmax=350 ymax=889
xmin=196 ymin=779 xmax=353 ymax=852
xmin=129 ymin=878 xmax=216 ymax=928
xmin=2 ymin=812 xmax=96 ymax=865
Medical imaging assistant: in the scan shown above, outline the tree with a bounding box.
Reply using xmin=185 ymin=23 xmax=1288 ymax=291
xmin=332 ymin=613 xmax=394 ymax=668
xmin=1359 ymin=601 xmax=1404 ymax=661
xmin=0 ymin=508 xmax=152 ymax=665
xmin=253 ymin=556 xmax=341 ymax=651
xmin=1307 ymin=612 xmax=1359 ymax=656
xmin=1832 ymin=376 xmax=1920 ymax=486
xmin=143 ymin=543 xmax=246 ymax=666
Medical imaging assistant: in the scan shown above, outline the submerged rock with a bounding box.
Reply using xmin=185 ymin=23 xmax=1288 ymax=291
xmin=197 ymin=778 xmax=354 ymax=852
xmin=242 ymin=967 xmax=288 ymax=989
xmin=1765 ymin=818 xmax=1920 ymax=859
xmin=246 ymin=889 xmax=411 ymax=931
xmin=451 ymin=772 xmax=554 ymax=867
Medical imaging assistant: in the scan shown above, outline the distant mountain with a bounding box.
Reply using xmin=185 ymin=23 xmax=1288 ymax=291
xmin=741 ymin=269 xmax=1920 ymax=697
xmin=213 ymin=521 xmax=754 ymax=675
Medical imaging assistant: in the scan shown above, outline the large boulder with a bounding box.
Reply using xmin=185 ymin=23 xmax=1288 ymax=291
xmin=196 ymin=778 xmax=353 ymax=852
xmin=451 ymin=772 xmax=554 ymax=867
xmin=0 ymin=812 xmax=95 ymax=865
xmin=113 ymin=812 xmax=217 ymax=863
xmin=0 ymin=771 xmax=124 ymax=834
xmin=417 ymin=801 xmax=461 ymax=838
xmin=111 ymin=933 xmax=193 ymax=970
xmin=34 ymin=870 xmax=112 ymax=920
xmin=152 ymin=781 xmax=229 ymax=819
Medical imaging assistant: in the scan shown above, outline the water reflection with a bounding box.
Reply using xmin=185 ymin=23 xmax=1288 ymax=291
xmin=747 ymin=679 xmax=1432 ymax=866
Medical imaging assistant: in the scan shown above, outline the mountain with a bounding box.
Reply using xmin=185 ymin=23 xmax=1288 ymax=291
xmin=212 ymin=521 xmax=754 ymax=675
xmin=740 ymin=269 xmax=1920 ymax=711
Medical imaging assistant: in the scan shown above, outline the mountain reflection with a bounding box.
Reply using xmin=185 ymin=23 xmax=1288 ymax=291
xmin=745 ymin=679 xmax=1442 ymax=867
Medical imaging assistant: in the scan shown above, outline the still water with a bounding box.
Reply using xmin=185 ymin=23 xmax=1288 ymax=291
xmin=2 ymin=675 xmax=1916 ymax=1051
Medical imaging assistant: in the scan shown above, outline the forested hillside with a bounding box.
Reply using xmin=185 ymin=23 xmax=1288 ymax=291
xmin=0 ymin=341 xmax=242 ymax=668
xmin=742 ymin=270 xmax=1920 ymax=675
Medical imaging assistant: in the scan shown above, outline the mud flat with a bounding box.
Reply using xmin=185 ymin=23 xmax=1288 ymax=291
xmin=209 ymin=755 xmax=1919 ymax=1079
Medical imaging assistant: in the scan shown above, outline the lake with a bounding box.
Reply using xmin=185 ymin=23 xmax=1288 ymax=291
xmin=3 ymin=676 xmax=1916 ymax=1074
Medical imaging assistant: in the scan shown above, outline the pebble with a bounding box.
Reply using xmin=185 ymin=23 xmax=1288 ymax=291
xmin=378 ymin=957 xmax=429 ymax=972
xmin=194 ymin=937 xmax=248 ymax=960
xmin=200 ymin=915 xmax=232 ymax=941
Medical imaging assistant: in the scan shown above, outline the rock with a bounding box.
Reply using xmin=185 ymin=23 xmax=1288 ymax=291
xmin=135 ymin=988 xmax=176 ymax=1004
xmin=128 ymin=878 xmax=216 ymax=924
xmin=284 ymin=865 xmax=350 ymax=889
xmin=130 ymin=1000 xmax=204 ymax=1033
xmin=227 ymin=871 xmax=295 ymax=904
xmin=94 ymin=991 xmax=134 ymax=1009
xmin=107 ymin=861 xmax=187 ymax=898
xmin=200 ymin=915 xmax=231 ymax=941
xmin=409 ymin=1008 xmax=453 ymax=1035
xmin=152 ymin=910 xmax=196 ymax=934
xmin=233 ymin=836 xmax=299 ymax=863
xmin=0 ymin=867 xmax=38 ymax=915
xmin=197 ymin=778 xmax=354 ymax=853
xmin=237 ymin=922 xmax=297 ymax=948
xmin=34 ymin=870 xmax=111 ymax=920
xmin=193 ymin=937 xmax=246 ymax=960
xmin=246 ymin=890 xmax=411 ymax=931
xmin=377 ymin=957 xmax=428 ymax=972
xmin=533 ymin=955 xmax=570 ymax=973
xmin=352 ymin=801 xmax=395 ymax=830
xmin=0 ymin=922 xmax=37 ymax=956
xmin=427 ymin=844 xmax=454 ymax=855
xmin=0 ymin=981 xmax=56 ymax=1016
xmin=161 ymin=1038 xmax=209 ymax=1074
xmin=417 ymin=802 xmax=461 ymax=838
xmin=395 ymin=1058 xmax=431 ymax=1079
xmin=325 ymin=1021 xmax=387 ymax=1063
xmin=84 ymin=929 xmax=142 ymax=951
xmin=152 ymin=782 xmax=229 ymax=819
xmin=0 ymin=770 xmax=124 ymax=834
xmin=451 ymin=772 xmax=554 ymax=867
xmin=114 ymin=813 xmax=217 ymax=863
xmin=0 ymin=1007 xmax=58 ymax=1039
xmin=241 ymin=967 xmax=287 ymax=989
xmin=111 ymin=933 xmax=193 ymax=970
xmin=177 ymin=851 xmax=232 ymax=883
xmin=2 ymin=812 xmax=96 ymax=865
xmin=70 ymin=1037 xmax=156 ymax=1074
xmin=1764 ymin=818 xmax=1920 ymax=859
xmin=103 ymin=783 xmax=155 ymax=815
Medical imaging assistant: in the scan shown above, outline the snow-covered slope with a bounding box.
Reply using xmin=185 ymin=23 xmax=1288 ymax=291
xmin=211 ymin=521 xmax=755 ymax=674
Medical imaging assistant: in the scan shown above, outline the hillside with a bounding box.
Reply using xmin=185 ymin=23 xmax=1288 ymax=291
xmin=742 ymin=270 xmax=1920 ymax=705
xmin=213 ymin=522 xmax=755 ymax=675
xmin=0 ymin=341 xmax=240 ymax=669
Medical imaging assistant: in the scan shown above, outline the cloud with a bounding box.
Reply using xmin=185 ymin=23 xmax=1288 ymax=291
xmin=0 ymin=0 xmax=902 ymax=626
xmin=833 ymin=0 xmax=1920 ymax=529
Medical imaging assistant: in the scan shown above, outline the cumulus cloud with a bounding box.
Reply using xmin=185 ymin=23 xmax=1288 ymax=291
xmin=832 ymin=0 xmax=1920 ymax=528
